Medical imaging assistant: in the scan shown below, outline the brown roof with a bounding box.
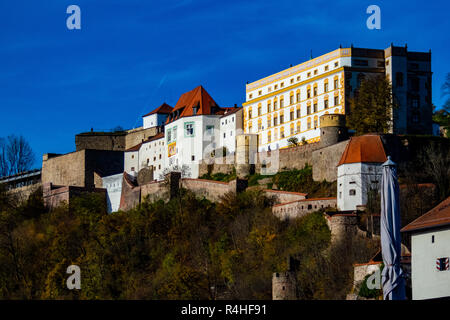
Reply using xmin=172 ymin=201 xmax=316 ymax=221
xmin=166 ymin=85 xmax=222 ymax=123
xmin=401 ymin=196 xmax=450 ymax=233
xmin=337 ymin=134 xmax=387 ymax=166
xmin=143 ymin=132 xmax=164 ymax=144
xmin=220 ymin=106 xmax=242 ymax=118
xmin=125 ymin=142 xmax=142 ymax=152
xmin=142 ymin=103 xmax=173 ymax=117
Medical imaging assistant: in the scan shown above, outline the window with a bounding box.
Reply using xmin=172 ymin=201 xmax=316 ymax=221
xmin=290 ymin=110 xmax=294 ymax=120
xmin=258 ymin=104 xmax=262 ymax=116
xmin=314 ymin=69 xmax=318 ymax=75
xmin=354 ymin=59 xmax=368 ymax=66
xmin=274 ymin=100 xmax=278 ymax=110
xmin=191 ymin=155 xmax=195 ymax=161
xmin=185 ymin=122 xmax=194 ymax=137
xmin=290 ymin=123 xmax=294 ymax=135
xmin=307 ymin=72 xmax=311 ymax=78
xmin=296 ymin=121 xmax=300 ymax=133
xmin=307 ymin=118 xmax=311 ymax=129
xmin=290 ymin=78 xmax=294 ymax=84
xmin=325 ymin=65 xmax=329 ymax=71
xmin=290 ymin=94 xmax=294 ymax=105
xmin=334 ymin=62 xmax=339 ymax=67
xmin=159 ymin=154 xmax=162 ymax=159
xmin=267 ymin=101 xmax=271 ymax=113
xmin=131 ymin=155 xmax=134 ymax=159
xmin=437 ymin=258 xmax=449 ymax=271
xmin=131 ymin=167 xmax=135 ymax=171
xmin=258 ymin=90 xmax=262 ymax=96
xmin=334 ymin=79 xmax=338 ymax=89
xmin=313 ymin=103 xmax=318 ymax=113
xmin=313 ymin=86 xmax=318 ymax=96
xmin=249 ymin=94 xmax=252 ymax=99
xmin=324 ymin=99 xmax=329 ymax=109
xmin=248 ymin=108 xmax=252 ymax=119
xmin=280 ymin=97 xmax=284 ymax=108
xmin=268 ymin=130 xmax=272 ymax=143
xmin=173 ymin=126 xmax=177 ymax=139
xmin=334 ymin=96 xmax=339 ymax=106
xmin=280 ymin=82 xmax=284 ymax=88
xmin=280 ymin=114 xmax=284 ymax=124
xmin=223 ymin=132 xmax=226 ymax=138
xmin=206 ymin=125 xmax=214 ymax=135
xmin=297 ymin=76 xmax=301 ymax=81
xmin=258 ymin=119 xmax=262 ymax=131
xmin=273 ymin=116 xmax=278 ymax=126
xmin=324 ymin=82 xmax=328 ymax=92
xmin=274 ymin=84 xmax=278 ymax=90
xmin=314 ymin=116 xmax=318 ymax=128
xmin=296 ymin=91 xmax=300 ymax=102
xmin=307 ymin=105 xmax=311 ymax=115
xmin=267 ymin=115 xmax=272 ymax=128
xmin=268 ymin=86 xmax=272 ymax=92
xmin=167 ymin=129 xmax=172 ymax=142
xmin=296 ymin=107 xmax=300 ymax=118
xmin=349 ymin=189 xmax=356 ymax=196
xmin=280 ymin=127 xmax=285 ymax=138
xmin=432 ymin=235 xmax=434 ymax=243
xmin=307 ymin=89 xmax=311 ymax=99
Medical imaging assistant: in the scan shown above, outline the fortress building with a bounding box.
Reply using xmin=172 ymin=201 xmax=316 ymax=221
xmin=243 ymin=44 xmax=432 ymax=152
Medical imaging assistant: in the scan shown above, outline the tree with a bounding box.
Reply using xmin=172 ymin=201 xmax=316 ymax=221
xmin=287 ymin=137 xmax=299 ymax=147
xmin=0 ymin=135 xmax=35 ymax=177
xmin=433 ymin=72 xmax=450 ymax=137
xmin=347 ymin=75 xmax=397 ymax=135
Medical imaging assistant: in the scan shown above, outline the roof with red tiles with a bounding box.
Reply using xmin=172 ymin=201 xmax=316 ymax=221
xmin=142 ymin=103 xmax=173 ymax=117
xmin=166 ymin=86 xmax=223 ymax=123
xmin=401 ymin=196 xmax=450 ymax=233
xmin=337 ymin=134 xmax=387 ymax=166
xmin=220 ymin=106 xmax=242 ymax=118
xmin=125 ymin=142 xmax=142 ymax=152
xmin=143 ymin=132 xmax=165 ymax=144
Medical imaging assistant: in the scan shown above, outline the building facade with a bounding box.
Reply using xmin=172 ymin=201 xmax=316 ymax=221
xmin=243 ymin=45 xmax=432 ymax=152
xmin=337 ymin=135 xmax=387 ymax=211
xmin=401 ymin=196 xmax=450 ymax=300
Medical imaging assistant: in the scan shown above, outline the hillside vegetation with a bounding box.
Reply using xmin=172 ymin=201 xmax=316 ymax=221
xmin=0 ymin=184 xmax=376 ymax=300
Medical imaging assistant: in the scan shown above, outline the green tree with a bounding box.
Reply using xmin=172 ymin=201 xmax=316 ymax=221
xmin=347 ymin=75 xmax=396 ymax=135
xmin=287 ymin=137 xmax=299 ymax=147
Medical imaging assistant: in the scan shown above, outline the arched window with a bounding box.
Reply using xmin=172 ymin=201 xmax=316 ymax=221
xmin=273 ymin=112 xmax=278 ymax=126
xmin=268 ymin=130 xmax=272 ymax=143
xmin=267 ymin=114 xmax=272 ymax=128
xmin=248 ymin=106 xmax=253 ymax=119
xmin=274 ymin=128 xmax=278 ymax=140
xmin=324 ymin=95 xmax=329 ymax=109
xmin=290 ymin=123 xmax=294 ymax=135
xmin=307 ymin=117 xmax=311 ymax=130
xmin=267 ymin=100 xmax=272 ymax=113
xmin=258 ymin=103 xmax=262 ymax=116
xmin=314 ymin=115 xmax=318 ymax=128
xmin=248 ymin=120 xmax=253 ymax=132
xmin=307 ymin=85 xmax=311 ymax=99
xmin=280 ymin=126 xmax=285 ymax=138
xmin=274 ymin=97 xmax=278 ymax=110
xmin=280 ymin=96 xmax=284 ymax=108
xmin=258 ymin=118 xmax=262 ymax=131
xmin=296 ymin=105 xmax=301 ymax=118
xmin=324 ymin=78 xmax=329 ymax=92
xmin=307 ymin=101 xmax=311 ymax=115
xmin=296 ymin=121 xmax=301 ymax=133
xmin=296 ymin=89 xmax=301 ymax=103
xmin=334 ymin=75 xmax=339 ymax=89
xmin=313 ymin=83 xmax=318 ymax=97
xmin=290 ymin=92 xmax=294 ymax=105
xmin=290 ymin=107 xmax=294 ymax=121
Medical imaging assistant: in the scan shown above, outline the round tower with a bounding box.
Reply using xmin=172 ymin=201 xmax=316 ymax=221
xmin=272 ymin=272 xmax=297 ymax=300
xmin=319 ymin=113 xmax=348 ymax=147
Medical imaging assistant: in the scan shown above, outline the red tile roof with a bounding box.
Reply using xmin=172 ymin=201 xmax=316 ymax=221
xmin=220 ymin=106 xmax=242 ymax=118
xmin=125 ymin=142 xmax=142 ymax=152
xmin=166 ymin=85 xmax=223 ymax=123
xmin=142 ymin=103 xmax=173 ymax=117
xmin=337 ymin=134 xmax=387 ymax=166
xmin=143 ymin=132 xmax=164 ymax=144
xmin=401 ymin=196 xmax=450 ymax=233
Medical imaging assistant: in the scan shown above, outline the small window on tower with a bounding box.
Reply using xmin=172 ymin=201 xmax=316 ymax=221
xmin=349 ymin=189 xmax=356 ymax=196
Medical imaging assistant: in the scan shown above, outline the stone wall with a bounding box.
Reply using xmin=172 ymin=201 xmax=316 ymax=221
xmin=119 ymin=173 xmax=140 ymax=211
xmin=42 ymin=150 xmax=124 ymax=188
xmin=272 ymin=197 xmax=337 ymax=219
xmin=125 ymin=126 xmax=159 ymax=149
xmin=181 ymin=178 xmax=238 ymax=202
xmin=265 ymin=190 xmax=307 ymax=204
xmin=312 ymin=140 xmax=349 ymax=182
xmin=141 ymin=180 xmax=167 ymax=203
xmin=75 ymin=132 xmax=126 ymax=151
xmin=42 ymin=182 xmax=106 ymax=210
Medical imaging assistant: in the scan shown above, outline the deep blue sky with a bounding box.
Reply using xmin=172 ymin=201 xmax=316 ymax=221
xmin=0 ymin=0 xmax=449 ymax=168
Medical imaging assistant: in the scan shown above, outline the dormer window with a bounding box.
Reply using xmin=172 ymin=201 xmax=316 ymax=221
xmin=193 ymin=105 xmax=199 ymax=115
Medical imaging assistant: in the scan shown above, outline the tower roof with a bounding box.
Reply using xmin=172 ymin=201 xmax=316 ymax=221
xmin=337 ymin=134 xmax=387 ymax=166
xmin=142 ymin=103 xmax=173 ymax=117
xmin=166 ymin=86 xmax=223 ymax=123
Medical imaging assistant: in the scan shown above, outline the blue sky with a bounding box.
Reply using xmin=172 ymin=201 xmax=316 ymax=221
xmin=0 ymin=0 xmax=449 ymax=168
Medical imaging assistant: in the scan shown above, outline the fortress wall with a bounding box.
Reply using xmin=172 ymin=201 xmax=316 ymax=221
xmin=141 ymin=180 xmax=166 ymax=203
xmin=181 ymin=178 xmax=233 ymax=202
xmin=312 ymin=140 xmax=349 ymax=182
xmin=265 ymin=190 xmax=307 ymax=204
xmin=125 ymin=127 xmax=159 ymax=149
xmin=75 ymin=133 xmax=126 ymax=151
xmin=272 ymin=197 xmax=337 ymax=219
xmin=42 ymin=151 xmax=86 ymax=187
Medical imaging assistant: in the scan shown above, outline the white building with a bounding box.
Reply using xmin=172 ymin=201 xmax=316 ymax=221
xmin=138 ymin=132 xmax=165 ymax=180
xmin=164 ymin=85 xmax=242 ymax=178
xmin=142 ymin=103 xmax=172 ymax=129
xmin=401 ymin=196 xmax=450 ymax=300
xmin=102 ymin=173 xmax=123 ymax=213
xmin=219 ymin=107 xmax=243 ymax=155
xmin=243 ymin=45 xmax=432 ymax=152
xmin=337 ymin=135 xmax=387 ymax=211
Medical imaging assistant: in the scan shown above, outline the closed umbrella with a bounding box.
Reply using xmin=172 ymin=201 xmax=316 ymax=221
xmin=380 ymin=156 xmax=406 ymax=300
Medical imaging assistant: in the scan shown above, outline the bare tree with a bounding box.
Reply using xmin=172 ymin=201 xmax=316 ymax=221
xmin=0 ymin=135 xmax=35 ymax=177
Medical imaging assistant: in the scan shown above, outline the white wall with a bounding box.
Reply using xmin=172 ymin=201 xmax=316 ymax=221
xmin=337 ymin=162 xmax=382 ymax=211
xmin=102 ymin=173 xmax=123 ymax=213
xmin=219 ymin=109 xmax=243 ymax=154
xmin=124 ymin=151 xmax=139 ymax=175
xmin=143 ymin=113 xmax=168 ymax=129
xmin=411 ymin=228 xmax=450 ymax=300
xmin=139 ymin=137 xmax=166 ymax=180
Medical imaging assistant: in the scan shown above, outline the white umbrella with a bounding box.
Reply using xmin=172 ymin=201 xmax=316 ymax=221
xmin=380 ymin=156 xmax=406 ymax=300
